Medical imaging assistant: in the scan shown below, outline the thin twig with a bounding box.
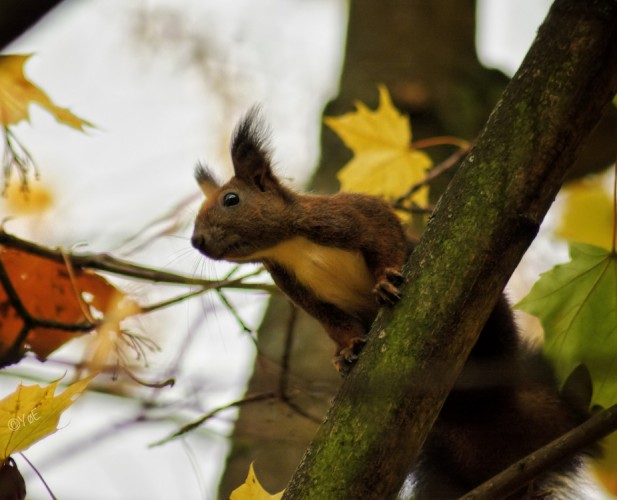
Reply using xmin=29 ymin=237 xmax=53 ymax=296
xmin=120 ymin=365 xmax=175 ymax=389
xmin=278 ymin=302 xmax=298 ymax=398
xmin=215 ymin=289 xmax=253 ymax=334
xmin=150 ymin=391 xmax=277 ymax=446
xmin=0 ymin=229 xmax=276 ymax=292
xmin=461 ymin=403 xmax=617 ymax=499
xmin=113 ymin=192 xmax=201 ymax=255
xmin=140 ymin=288 xmax=210 ymax=314
xmin=0 ymin=231 xmax=272 ymax=367
xmin=224 ymin=265 xmax=243 ymax=280
xmin=393 ymin=144 xmax=470 ymax=208
xmin=0 ymin=232 xmax=270 ymax=366
xmin=60 ymin=247 xmax=95 ymax=323
xmin=2 ymin=127 xmax=37 ymax=193
xmin=272 ymin=302 xmax=322 ymax=424
xmin=391 ymin=203 xmax=434 ymax=215
xmin=412 ymin=135 xmax=470 ymax=150
xmin=19 ymin=453 xmax=57 ymax=500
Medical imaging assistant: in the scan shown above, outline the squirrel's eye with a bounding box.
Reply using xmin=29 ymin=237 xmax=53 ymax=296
xmin=222 ymin=192 xmax=240 ymax=207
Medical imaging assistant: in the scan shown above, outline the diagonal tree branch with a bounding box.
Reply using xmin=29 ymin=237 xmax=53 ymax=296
xmin=283 ymin=0 xmax=617 ymax=498
xmin=0 ymin=0 xmax=65 ymax=51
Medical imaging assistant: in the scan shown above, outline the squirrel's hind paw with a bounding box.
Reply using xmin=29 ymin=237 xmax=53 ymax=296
xmin=333 ymin=337 xmax=367 ymax=374
xmin=373 ymin=268 xmax=404 ymax=305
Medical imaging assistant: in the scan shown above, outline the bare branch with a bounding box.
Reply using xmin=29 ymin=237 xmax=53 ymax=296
xmin=0 ymin=229 xmax=275 ymax=368
xmin=2 ymin=127 xmax=38 ymax=193
xmin=150 ymin=391 xmax=277 ymax=446
xmin=461 ymin=404 xmax=617 ymax=499
xmin=0 ymin=229 xmax=276 ymax=292
xmin=393 ymin=143 xmax=470 ymax=209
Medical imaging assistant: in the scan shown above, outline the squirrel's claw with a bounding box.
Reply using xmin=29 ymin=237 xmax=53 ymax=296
xmin=385 ymin=268 xmax=405 ymax=286
xmin=333 ymin=337 xmax=367 ymax=374
xmin=373 ymin=268 xmax=404 ymax=305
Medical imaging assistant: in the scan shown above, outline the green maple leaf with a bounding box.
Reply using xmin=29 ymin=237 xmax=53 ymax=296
xmin=516 ymin=243 xmax=617 ymax=408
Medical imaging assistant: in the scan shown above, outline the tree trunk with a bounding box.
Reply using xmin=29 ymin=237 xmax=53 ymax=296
xmin=283 ymin=0 xmax=617 ymax=498
xmin=219 ymin=1 xmax=509 ymax=496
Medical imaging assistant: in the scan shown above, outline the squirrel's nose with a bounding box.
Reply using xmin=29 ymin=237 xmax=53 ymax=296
xmin=191 ymin=232 xmax=205 ymax=250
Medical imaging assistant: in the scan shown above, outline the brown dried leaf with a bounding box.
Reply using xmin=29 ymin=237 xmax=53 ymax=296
xmin=0 ymin=246 xmax=122 ymax=360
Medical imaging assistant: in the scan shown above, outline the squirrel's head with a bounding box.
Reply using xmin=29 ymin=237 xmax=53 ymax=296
xmin=192 ymin=108 xmax=296 ymax=262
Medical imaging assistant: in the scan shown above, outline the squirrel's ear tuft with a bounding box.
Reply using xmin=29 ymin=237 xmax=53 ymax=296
xmin=231 ymin=106 xmax=278 ymax=191
xmin=195 ymin=163 xmax=220 ymax=197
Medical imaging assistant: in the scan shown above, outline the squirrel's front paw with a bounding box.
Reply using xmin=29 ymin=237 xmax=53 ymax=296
xmin=373 ymin=268 xmax=404 ymax=305
xmin=333 ymin=337 xmax=367 ymax=375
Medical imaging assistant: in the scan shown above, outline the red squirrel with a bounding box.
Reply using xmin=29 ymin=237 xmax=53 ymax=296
xmin=191 ymin=109 xmax=593 ymax=498
xmin=191 ymin=108 xmax=409 ymax=367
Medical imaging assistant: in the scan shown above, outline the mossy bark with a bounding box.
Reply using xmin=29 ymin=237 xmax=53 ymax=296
xmin=283 ymin=0 xmax=617 ymax=498
xmin=220 ymin=1 xmax=503 ymax=496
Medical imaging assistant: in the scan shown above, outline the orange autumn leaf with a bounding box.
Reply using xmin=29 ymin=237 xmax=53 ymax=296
xmin=0 ymin=246 xmax=121 ymax=360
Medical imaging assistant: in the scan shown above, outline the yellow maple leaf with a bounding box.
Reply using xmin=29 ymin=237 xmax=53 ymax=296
xmin=325 ymin=85 xmax=432 ymax=207
xmin=0 ymin=375 xmax=93 ymax=460
xmin=556 ymin=170 xmax=615 ymax=250
xmin=230 ymin=463 xmax=284 ymax=500
xmin=2 ymin=179 xmax=54 ymax=215
xmin=0 ymin=54 xmax=93 ymax=130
